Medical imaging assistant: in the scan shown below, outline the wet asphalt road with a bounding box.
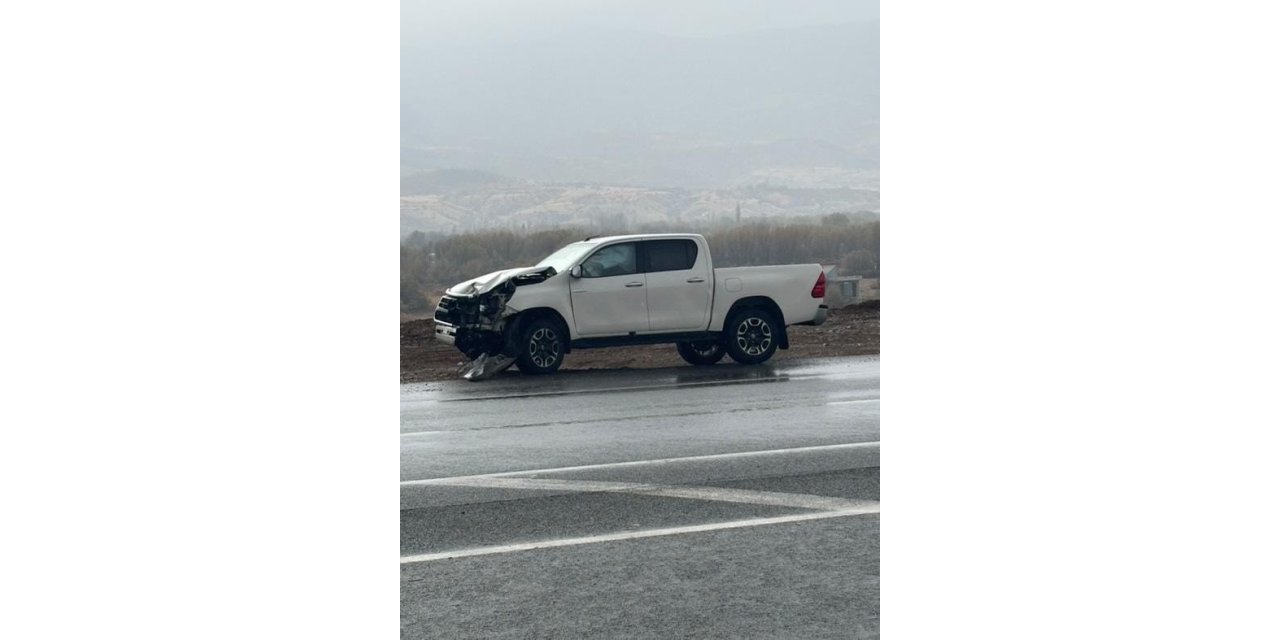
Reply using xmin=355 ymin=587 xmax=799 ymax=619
xmin=401 ymin=356 xmax=880 ymax=639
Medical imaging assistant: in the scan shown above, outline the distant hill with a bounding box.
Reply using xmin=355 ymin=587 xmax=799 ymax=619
xmin=400 ymin=169 xmax=521 ymax=196
xmin=401 ymin=180 xmax=878 ymax=237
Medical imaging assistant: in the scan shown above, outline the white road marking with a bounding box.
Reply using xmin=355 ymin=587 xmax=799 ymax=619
xmin=436 ymin=476 xmax=664 ymax=492
xmin=400 ymin=430 xmax=444 ymax=437
xmin=639 ymin=485 xmax=870 ymax=511
xmin=400 ymin=441 xmax=880 ymax=487
xmin=399 ymin=503 xmax=880 ymax=564
xmin=432 ymin=476 xmax=871 ymax=511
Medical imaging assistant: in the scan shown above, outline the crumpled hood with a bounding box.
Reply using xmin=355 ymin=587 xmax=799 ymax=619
xmin=445 ymin=265 xmax=550 ymax=297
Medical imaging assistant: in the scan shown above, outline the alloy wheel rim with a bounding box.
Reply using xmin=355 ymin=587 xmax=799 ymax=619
xmin=735 ymin=317 xmax=772 ymax=356
xmin=529 ymin=327 xmax=561 ymax=368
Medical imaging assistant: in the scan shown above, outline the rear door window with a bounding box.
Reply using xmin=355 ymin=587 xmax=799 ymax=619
xmin=643 ymin=239 xmax=697 ymax=272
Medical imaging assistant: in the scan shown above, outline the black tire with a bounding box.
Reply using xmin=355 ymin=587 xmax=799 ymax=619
xmin=724 ymin=307 xmax=780 ymax=365
xmin=677 ymin=340 xmax=726 ymax=366
xmin=514 ymin=318 xmax=566 ymax=374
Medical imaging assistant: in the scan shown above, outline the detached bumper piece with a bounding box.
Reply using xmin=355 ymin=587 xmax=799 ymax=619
xmin=460 ymin=353 xmax=516 ymax=381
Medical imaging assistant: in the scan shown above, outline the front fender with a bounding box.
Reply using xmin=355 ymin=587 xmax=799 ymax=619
xmin=504 ymin=273 xmax=578 ymax=340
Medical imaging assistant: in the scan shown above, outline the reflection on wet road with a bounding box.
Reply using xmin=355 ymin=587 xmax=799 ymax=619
xmin=401 ymin=356 xmax=879 ymax=480
xmin=401 ymin=355 xmax=880 ymax=639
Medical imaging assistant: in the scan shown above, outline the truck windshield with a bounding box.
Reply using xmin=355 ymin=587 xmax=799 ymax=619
xmin=535 ymin=242 xmax=597 ymax=273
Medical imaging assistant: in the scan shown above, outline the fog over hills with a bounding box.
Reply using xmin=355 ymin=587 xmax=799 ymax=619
xmin=400 ymin=21 xmax=878 ymax=234
xmin=400 ymin=169 xmax=878 ymax=236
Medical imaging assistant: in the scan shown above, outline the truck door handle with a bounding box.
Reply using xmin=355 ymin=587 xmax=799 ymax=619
xmin=686 ymin=277 xmax=706 ymax=283
xmin=625 ymin=282 xmax=644 ymax=288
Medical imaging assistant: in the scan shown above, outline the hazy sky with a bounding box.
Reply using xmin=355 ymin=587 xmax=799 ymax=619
xmin=402 ymin=0 xmax=879 ymax=45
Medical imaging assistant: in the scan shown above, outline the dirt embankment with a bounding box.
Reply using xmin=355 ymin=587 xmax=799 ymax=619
xmin=400 ymin=302 xmax=879 ymax=383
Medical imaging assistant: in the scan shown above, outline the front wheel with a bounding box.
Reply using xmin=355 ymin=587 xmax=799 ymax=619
xmin=514 ymin=318 xmax=566 ymax=374
xmin=725 ymin=308 xmax=780 ymax=365
xmin=677 ymin=341 xmax=726 ymax=366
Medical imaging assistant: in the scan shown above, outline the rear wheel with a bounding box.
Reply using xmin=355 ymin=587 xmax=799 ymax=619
xmin=514 ymin=318 xmax=566 ymax=374
xmin=725 ymin=307 xmax=780 ymax=365
xmin=677 ymin=340 xmax=725 ymax=366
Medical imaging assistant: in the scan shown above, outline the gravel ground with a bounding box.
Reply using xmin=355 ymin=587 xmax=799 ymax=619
xmin=400 ymin=302 xmax=879 ymax=383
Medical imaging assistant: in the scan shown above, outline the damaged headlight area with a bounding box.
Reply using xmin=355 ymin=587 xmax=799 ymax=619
xmin=433 ymin=266 xmax=555 ymax=381
xmin=435 ymin=283 xmax=516 ymax=359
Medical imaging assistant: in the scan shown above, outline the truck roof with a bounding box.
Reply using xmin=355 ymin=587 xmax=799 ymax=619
xmin=581 ymin=233 xmax=705 ymax=244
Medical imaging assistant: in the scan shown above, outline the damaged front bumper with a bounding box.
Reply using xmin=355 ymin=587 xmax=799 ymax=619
xmin=433 ymin=321 xmax=459 ymax=346
xmin=432 ymin=266 xmax=556 ymax=381
xmin=433 ymin=291 xmax=520 ymax=381
xmin=433 ymin=292 xmax=513 ymax=357
xmin=433 ymin=315 xmax=517 ymax=381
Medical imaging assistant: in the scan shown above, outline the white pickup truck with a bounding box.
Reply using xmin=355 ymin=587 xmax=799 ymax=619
xmin=433 ymin=233 xmax=828 ymax=378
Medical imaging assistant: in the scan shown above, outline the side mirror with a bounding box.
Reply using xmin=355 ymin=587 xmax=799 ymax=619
xmin=569 ymin=265 xmax=583 ymax=279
